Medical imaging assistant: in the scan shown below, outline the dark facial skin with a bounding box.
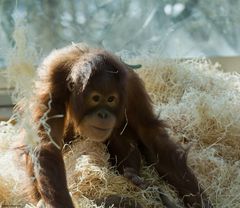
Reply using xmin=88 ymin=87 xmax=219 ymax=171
xmin=78 ymin=90 xmax=119 ymax=142
xmin=18 ymin=45 xmax=212 ymax=208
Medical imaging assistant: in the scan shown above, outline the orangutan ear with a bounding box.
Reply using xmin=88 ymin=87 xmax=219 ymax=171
xmin=67 ymin=79 xmax=75 ymax=92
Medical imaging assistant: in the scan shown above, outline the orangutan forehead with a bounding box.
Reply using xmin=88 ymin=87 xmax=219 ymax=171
xmin=86 ymin=71 xmax=121 ymax=95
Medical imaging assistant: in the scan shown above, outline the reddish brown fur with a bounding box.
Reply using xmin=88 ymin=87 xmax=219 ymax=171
xmin=21 ymin=44 xmax=212 ymax=208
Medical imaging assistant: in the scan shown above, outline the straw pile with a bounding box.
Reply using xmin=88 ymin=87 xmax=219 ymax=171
xmin=0 ymin=56 xmax=240 ymax=207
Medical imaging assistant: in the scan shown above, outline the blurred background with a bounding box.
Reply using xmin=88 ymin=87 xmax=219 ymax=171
xmin=1 ymin=0 xmax=240 ymax=61
xmin=0 ymin=0 xmax=240 ymax=119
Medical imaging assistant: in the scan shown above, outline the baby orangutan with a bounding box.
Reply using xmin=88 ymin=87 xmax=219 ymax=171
xmin=20 ymin=44 xmax=212 ymax=208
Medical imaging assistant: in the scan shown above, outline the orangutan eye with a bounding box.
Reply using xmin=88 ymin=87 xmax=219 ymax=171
xmin=108 ymin=96 xmax=115 ymax=103
xmin=92 ymin=95 xmax=101 ymax=102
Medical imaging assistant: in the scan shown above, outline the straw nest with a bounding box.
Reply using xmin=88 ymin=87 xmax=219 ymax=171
xmin=0 ymin=58 xmax=240 ymax=207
